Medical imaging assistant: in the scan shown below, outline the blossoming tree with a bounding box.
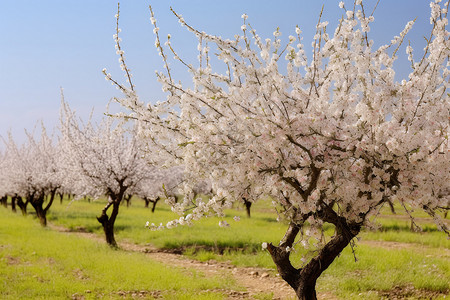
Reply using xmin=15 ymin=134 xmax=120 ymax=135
xmin=108 ymin=1 xmax=449 ymax=298
xmin=2 ymin=126 xmax=62 ymax=226
xmin=0 ymin=153 xmax=8 ymax=209
xmin=131 ymin=166 xmax=184 ymax=212
xmin=60 ymin=99 xmax=152 ymax=247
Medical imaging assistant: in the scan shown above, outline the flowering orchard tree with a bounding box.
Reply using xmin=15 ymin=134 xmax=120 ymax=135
xmin=1 ymin=126 xmax=62 ymax=226
xmin=132 ymin=166 xmax=184 ymax=212
xmin=0 ymin=154 xmax=9 ymax=209
xmin=25 ymin=127 xmax=62 ymax=226
xmin=108 ymin=1 xmax=449 ymax=298
xmin=60 ymin=99 xmax=151 ymax=247
xmin=1 ymin=136 xmax=29 ymax=214
xmin=0 ymin=150 xmax=7 ymax=207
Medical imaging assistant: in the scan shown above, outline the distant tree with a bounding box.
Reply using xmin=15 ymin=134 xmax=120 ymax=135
xmin=0 ymin=150 xmax=10 ymax=209
xmin=0 ymin=195 xmax=6 ymax=208
xmin=2 ymin=125 xmax=62 ymax=226
xmin=133 ymin=166 xmax=184 ymax=213
xmin=15 ymin=195 xmax=29 ymax=216
xmin=60 ymin=99 xmax=151 ymax=247
xmin=109 ymin=1 xmax=449 ymax=298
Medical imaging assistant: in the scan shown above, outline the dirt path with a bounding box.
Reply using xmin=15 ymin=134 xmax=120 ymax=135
xmin=49 ymin=224 xmax=338 ymax=300
xmin=360 ymin=240 xmax=450 ymax=257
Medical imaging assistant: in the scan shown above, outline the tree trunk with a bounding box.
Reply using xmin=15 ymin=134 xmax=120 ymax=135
xmin=97 ymin=195 xmax=122 ymax=248
xmin=30 ymin=190 xmax=56 ymax=227
xmin=144 ymin=198 xmax=150 ymax=208
xmin=387 ymin=200 xmax=396 ymax=214
xmin=16 ymin=196 xmax=29 ymax=216
xmin=124 ymin=195 xmax=132 ymax=207
xmin=150 ymin=197 xmax=160 ymax=213
xmin=33 ymin=202 xmax=47 ymax=227
xmin=243 ymin=198 xmax=252 ymax=218
xmin=267 ymin=219 xmax=360 ymax=299
xmin=0 ymin=196 xmax=7 ymax=208
xmin=11 ymin=196 xmax=16 ymax=212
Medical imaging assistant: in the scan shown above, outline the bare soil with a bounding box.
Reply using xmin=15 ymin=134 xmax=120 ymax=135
xmin=360 ymin=240 xmax=450 ymax=258
xmin=378 ymin=284 xmax=449 ymax=300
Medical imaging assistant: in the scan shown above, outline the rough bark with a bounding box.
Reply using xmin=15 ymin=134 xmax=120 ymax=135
xmin=124 ymin=194 xmax=132 ymax=207
xmin=97 ymin=190 xmax=126 ymax=248
xmin=387 ymin=200 xmax=396 ymax=214
xmin=243 ymin=198 xmax=252 ymax=218
xmin=30 ymin=189 xmax=56 ymax=227
xmin=267 ymin=211 xmax=361 ymax=300
xmin=142 ymin=196 xmax=160 ymax=212
xmin=16 ymin=196 xmax=29 ymax=216
xmin=11 ymin=196 xmax=16 ymax=212
xmin=151 ymin=198 xmax=158 ymax=213
xmin=32 ymin=199 xmax=47 ymax=226
xmin=0 ymin=196 xmax=7 ymax=208
xmin=151 ymin=197 xmax=160 ymax=213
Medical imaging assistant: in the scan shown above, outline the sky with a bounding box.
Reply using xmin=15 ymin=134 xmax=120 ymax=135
xmin=0 ymin=0 xmax=435 ymax=144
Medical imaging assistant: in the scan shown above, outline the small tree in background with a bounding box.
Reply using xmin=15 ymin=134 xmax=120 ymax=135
xmin=0 ymin=150 xmax=7 ymax=208
xmin=1 ymin=125 xmax=61 ymax=226
xmin=26 ymin=126 xmax=62 ymax=226
xmin=132 ymin=166 xmax=184 ymax=213
xmin=60 ymin=99 xmax=151 ymax=247
xmin=108 ymin=1 xmax=449 ymax=298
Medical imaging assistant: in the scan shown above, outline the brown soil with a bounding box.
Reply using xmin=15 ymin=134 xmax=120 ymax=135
xmin=378 ymin=284 xmax=449 ymax=300
xmin=360 ymin=240 xmax=450 ymax=258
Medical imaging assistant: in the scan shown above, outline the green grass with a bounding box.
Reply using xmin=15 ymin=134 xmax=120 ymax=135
xmin=319 ymin=243 xmax=449 ymax=299
xmin=11 ymin=196 xmax=450 ymax=299
xmin=0 ymin=208 xmax=238 ymax=299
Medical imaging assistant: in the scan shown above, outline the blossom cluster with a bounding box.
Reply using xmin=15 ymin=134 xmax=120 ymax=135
xmin=109 ymin=0 xmax=449 ymax=248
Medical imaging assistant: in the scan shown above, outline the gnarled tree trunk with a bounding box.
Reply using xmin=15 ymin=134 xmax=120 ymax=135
xmin=0 ymin=196 xmax=7 ymax=208
xmin=30 ymin=189 xmax=57 ymax=227
xmin=267 ymin=212 xmax=361 ymax=299
xmin=151 ymin=197 xmax=160 ymax=213
xmin=16 ymin=196 xmax=29 ymax=216
xmin=123 ymin=194 xmax=132 ymax=207
xmin=144 ymin=196 xmax=160 ymax=213
xmin=97 ymin=190 xmax=126 ymax=248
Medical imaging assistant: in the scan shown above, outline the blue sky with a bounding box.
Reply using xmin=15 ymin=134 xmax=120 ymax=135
xmin=0 ymin=1 xmax=434 ymax=143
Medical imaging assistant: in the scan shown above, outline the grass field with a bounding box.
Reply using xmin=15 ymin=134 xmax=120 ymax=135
xmin=0 ymin=209 xmax=239 ymax=300
xmin=1 ymin=196 xmax=449 ymax=299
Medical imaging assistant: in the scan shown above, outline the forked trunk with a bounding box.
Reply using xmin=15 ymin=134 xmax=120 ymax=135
xmin=16 ymin=196 xmax=29 ymax=216
xmin=0 ymin=196 xmax=7 ymax=208
xmin=151 ymin=197 xmax=160 ymax=213
xmin=151 ymin=200 xmax=158 ymax=213
xmin=102 ymin=213 xmax=118 ymax=247
xmin=267 ymin=220 xmax=360 ymax=299
xmin=30 ymin=190 xmax=56 ymax=227
xmin=124 ymin=195 xmax=132 ymax=207
xmin=97 ymin=196 xmax=122 ymax=248
xmin=34 ymin=204 xmax=47 ymax=227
